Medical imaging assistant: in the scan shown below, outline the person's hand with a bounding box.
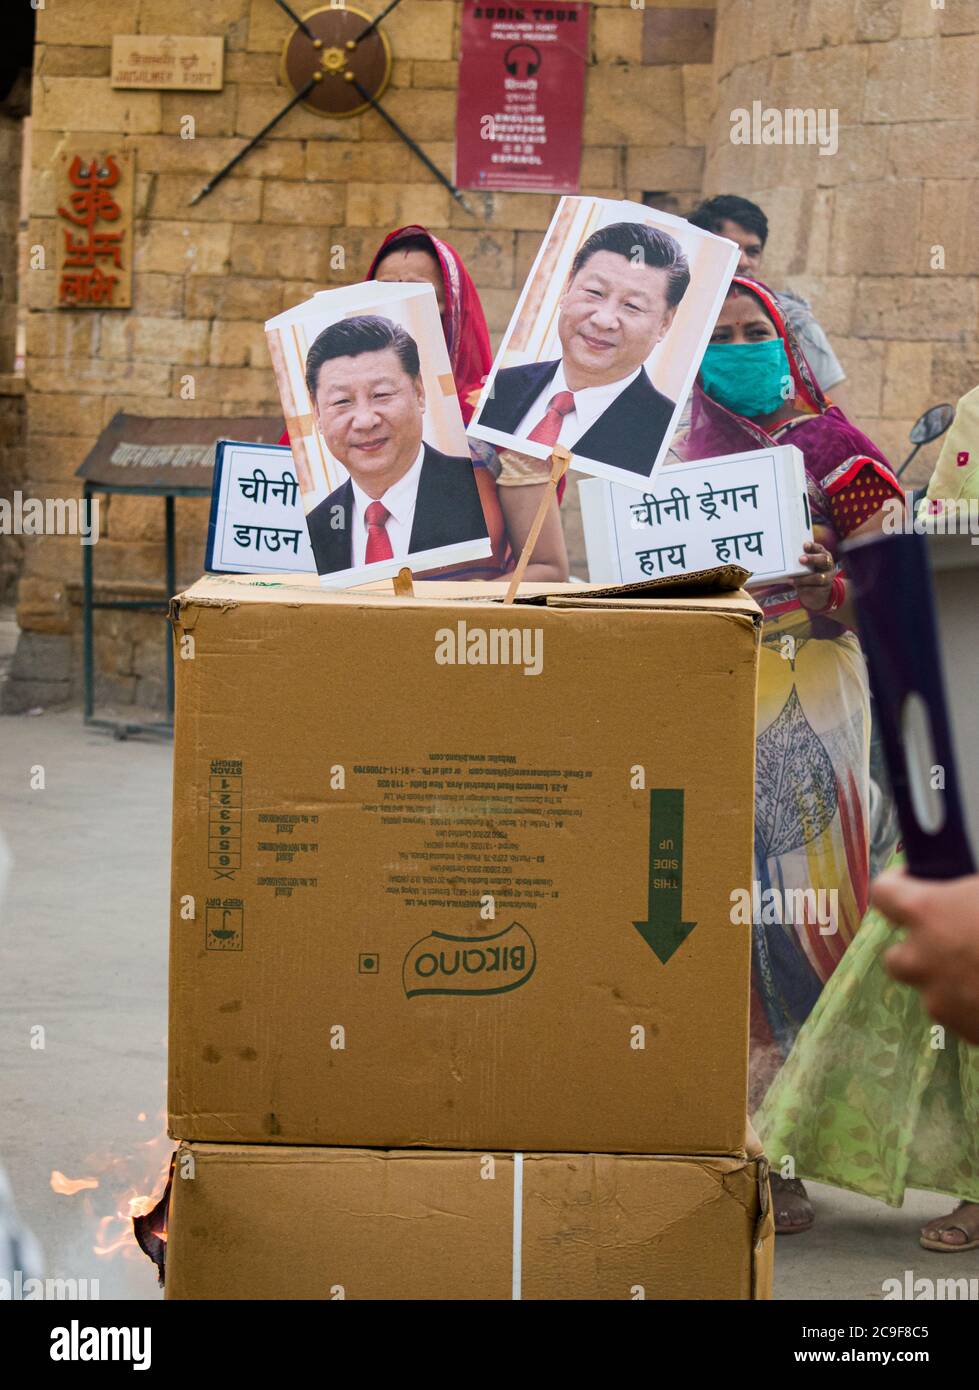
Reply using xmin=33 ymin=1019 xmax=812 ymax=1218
xmin=872 ymin=869 xmax=979 ymax=1045
xmin=793 ymin=540 xmax=836 ymax=612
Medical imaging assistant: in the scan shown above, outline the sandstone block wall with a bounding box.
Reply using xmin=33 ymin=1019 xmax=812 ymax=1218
xmin=12 ymin=0 xmax=711 ymax=710
xmin=0 ymin=107 xmax=27 ymax=606
xmin=706 ymin=0 xmax=978 ymax=477
xmin=10 ymin=0 xmax=975 ymax=711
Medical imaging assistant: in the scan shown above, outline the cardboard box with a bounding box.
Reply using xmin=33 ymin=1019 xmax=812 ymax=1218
xmin=165 ymin=1142 xmax=773 ymax=1300
xmin=168 ymin=572 xmax=760 ymax=1153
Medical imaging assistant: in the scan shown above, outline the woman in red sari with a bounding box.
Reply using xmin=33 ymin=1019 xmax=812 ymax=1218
xmin=370 ymin=226 xmax=567 ymax=581
xmin=370 ymin=228 xmax=488 ymax=425
xmin=279 ymin=226 xmax=566 ymax=580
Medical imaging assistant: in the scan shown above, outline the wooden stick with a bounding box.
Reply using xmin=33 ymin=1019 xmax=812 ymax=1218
xmin=504 ymin=446 xmax=571 ymax=605
xmin=393 ymin=566 xmax=415 ymax=597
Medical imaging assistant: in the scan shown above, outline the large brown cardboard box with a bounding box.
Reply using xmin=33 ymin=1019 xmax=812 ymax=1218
xmin=165 ymin=1141 xmax=773 ymax=1300
xmin=168 ymin=573 xmax=760 ymax=1154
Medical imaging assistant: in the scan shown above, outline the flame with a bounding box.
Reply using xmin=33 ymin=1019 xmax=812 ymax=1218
xmin=50 ymin=1105 xmax=172 ymax=1262
xmin=51 ymin=1171 xmax=99 ymax=1196
xmin=93 ymin=1215 xmax=130 ymax=1258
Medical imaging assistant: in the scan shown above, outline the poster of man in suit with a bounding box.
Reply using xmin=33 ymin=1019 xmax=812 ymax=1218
xmin=469 ymin=196 xmax=740 ymax=490
xmin=266 ymin=282 xmax=492 ymax=587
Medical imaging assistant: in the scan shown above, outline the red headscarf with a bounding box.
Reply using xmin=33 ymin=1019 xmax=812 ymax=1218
xmin=368 ymin=226 xmax=493 ymax=424
xmin=727 ymin=276 xmax=826 ymax=412
xmin=279 ymin=228 xmax=493 ymax=439
xmin=367 ymin=227 xmax=511 ymax=574
xmin=682 ymin=275 xmax=900 ymax=570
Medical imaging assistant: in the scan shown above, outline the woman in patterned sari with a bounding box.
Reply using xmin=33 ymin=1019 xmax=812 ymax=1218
xmin=280 ymin=226 xmax=567 ymax=581
xmin=371 ymin=225 xmax=567 ymax=580
xmin=755 ymin=866 xmax=979 ymax=1250
xmin=675 ymin=276 xmax=904 ymax=1232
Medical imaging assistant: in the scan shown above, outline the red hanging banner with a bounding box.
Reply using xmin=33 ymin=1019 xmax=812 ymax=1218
xmin=455 ymin=2 xmax=590 ymax=195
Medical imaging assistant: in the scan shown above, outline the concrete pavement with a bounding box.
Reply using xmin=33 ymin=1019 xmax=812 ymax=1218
xmin=0 ymin=710 xmax=170 ymax=1300
xmin=0 ymin=708 xmax=975 ymax=1302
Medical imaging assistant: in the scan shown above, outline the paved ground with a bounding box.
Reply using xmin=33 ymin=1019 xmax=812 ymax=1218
xmin=0 ymin=707 xmax=975 ymax=1302
xmin=0 ymin=708 xmax=170 ymax=1300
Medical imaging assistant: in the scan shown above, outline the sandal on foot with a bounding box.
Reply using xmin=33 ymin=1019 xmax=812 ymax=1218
xmin=771 ymin=1175 xmax=815 ymax=1235
xmin=920 ymin=1203 xmax=979 ymax=1253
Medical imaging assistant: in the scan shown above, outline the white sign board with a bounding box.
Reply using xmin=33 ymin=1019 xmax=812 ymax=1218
xmin=206 ymin=440 xmax=315 ymax=575
xmin=265 ymin=280 xmax=491 ymax=589
xmin=468 ymin=194 xmax=739 ymax=490
xmin=578 ymin=445 xmax=812 ymax=586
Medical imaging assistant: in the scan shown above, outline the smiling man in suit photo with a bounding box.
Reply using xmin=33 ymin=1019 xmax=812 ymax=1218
xmin=303 ymin=315 xmax=487 ymax=576
xmin=477 ymin=221 xmax=691 ymax=477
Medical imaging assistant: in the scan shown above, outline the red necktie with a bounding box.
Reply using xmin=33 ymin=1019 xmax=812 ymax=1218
xmin=364 ymin=500 xmax=394 ymax=563
xmin=526 ymin=389 xmax=575 ymax=447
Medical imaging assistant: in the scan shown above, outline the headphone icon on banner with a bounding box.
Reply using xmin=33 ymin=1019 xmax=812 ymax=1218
xmin=504 ymin=44 xmax=542 ymax=79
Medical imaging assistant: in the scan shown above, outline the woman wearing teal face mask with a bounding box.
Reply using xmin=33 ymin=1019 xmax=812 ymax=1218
xmin=677 ymin=277 xmax=905 ymax=1235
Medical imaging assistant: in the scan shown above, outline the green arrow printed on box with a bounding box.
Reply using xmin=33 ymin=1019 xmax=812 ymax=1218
xmin=633 ymin=788 xmax=696 ymax=964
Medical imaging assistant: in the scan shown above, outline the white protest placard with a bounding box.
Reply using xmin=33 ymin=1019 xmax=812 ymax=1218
xmin=265 ymin=280 xmax=492 ymax=589
xmin=578 ymin=444 xmax=812 ymax=587
xmin=468 ymin=194 xmax=739 ymax=490
xmin=206 ymin=440 xmax=315 ymax=575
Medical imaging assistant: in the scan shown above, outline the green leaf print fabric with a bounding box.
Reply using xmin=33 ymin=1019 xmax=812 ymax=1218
xmin=755 ymin=858 xmax=979 ymax=1208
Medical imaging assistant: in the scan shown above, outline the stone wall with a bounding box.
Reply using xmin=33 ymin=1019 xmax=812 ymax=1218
xmin=13 ymin=1 xmax=977 ymax=711
xmin=0 ymin=110 xmax=23 ymax=373
xmin=705 ymin=0 xmax=979 ymax=482
xmin=10 ymin=0 xmax=712 ymax=710
xmin=0 ymin=376 xmax=26 ymax=605
xmin=0 ymin=106 xmax=26 ymax=606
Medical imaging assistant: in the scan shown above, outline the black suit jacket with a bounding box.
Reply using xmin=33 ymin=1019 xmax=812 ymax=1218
xmin=477 ymin=358 xmax=677 ymax=477
xmin=305 ymin=442 xmax=487 ymax=575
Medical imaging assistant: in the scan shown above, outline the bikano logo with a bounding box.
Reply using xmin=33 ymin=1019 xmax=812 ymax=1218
xmin=50 ymin=1320 xmax=151 ymax=1370
xmin=403 ymin=921 xmax=537 ymax=998
xmin=434 ymin=621 xmax=544 ymax=676
xmin=730 ymin=101 xmax=839 ymax=156
xmin=0 ymin=490 xmax=100 ymax=544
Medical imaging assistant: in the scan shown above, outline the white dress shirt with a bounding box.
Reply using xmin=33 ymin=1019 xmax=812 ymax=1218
xmin=349 ymin=444 xmax=425 ymax=567
xmin=514 ymin=362 xmax=643 ymax=447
